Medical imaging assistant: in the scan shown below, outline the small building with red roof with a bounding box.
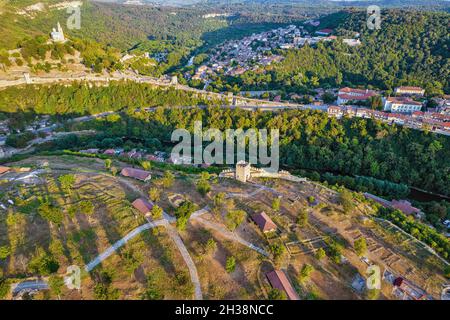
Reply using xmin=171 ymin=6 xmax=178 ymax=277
xmin=266 ymin=270 xmax=300 ymax=300
xmin=120 ymin=167 xmax=152 ymax=181
xmin=251 ymin=211 xmax=277 ymax=233
xmin=103 ymin=149 xmax=115 ymax=155
xmin=132 ymin=198 xmax=153 ymax=215
xmin=391 ymin=200 xmax=423 ymax=219
xmin=316 ymin=28 xmax=333 ymax=36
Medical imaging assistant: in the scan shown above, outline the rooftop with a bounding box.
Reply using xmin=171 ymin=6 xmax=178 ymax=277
xmin=120 ymin=167 xmax=151 ymax=181
xmin=252 ymin=211 xmax=277 ymax=232
xmin=266 ymin=270 xmax=299 ymax=300
xmin=132 ymin=198 xmax=154 ymax=214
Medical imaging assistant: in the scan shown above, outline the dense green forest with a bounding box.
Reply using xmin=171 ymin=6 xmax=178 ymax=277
xmin=0 ymin=82 xmax=222 ymax=115
xmin=5 ymin=83 xmax=446 ymax=195
xmin=71 ymin=107 xmax=450 ymax=197
xmin=208 ymin=10 xmax=450 ymax=95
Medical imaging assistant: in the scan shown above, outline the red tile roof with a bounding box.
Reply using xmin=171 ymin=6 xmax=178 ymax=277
xmin=338 ymin=88 xmax=376 ymax=101
xmin=103 ymin=149 xmax=115 ymax=155
xmin=391 ymin=200 xmax=421 ymax=216
xmin=120 ymin=167 xmax=151 ymax=181
xmin=252 ymin=212 xmax=277 ymax=232
xmin=317 ymin=28 xmax=333 ymax=34
xmin=386 ymin=97 xmax=423 ymax=106
xmin=0 ymin=166 xmax=10 ymax=175
xmin=396 ymin=86 xmax=424 ymax=92
xmin=132 ymin=198 xmax=153 ymax=214
xmin=266 ymin=270 xmax=299 ymax=300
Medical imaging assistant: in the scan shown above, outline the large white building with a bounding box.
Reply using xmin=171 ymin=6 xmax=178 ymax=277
xmin=394 ymin=86 xmax=425 ymax=96
xmin=336 ymin=87 xmax=376 ymax=105
xmin=384 ymin=97 xmax=423 ymax=113
xmin=50 ymin=22 xmax=65 ymax=43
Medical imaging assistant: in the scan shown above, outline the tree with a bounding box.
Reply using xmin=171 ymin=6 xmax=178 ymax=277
xmin=297 ymin=208 xmax=308 ymax=227
xmin=321 ymin=92 xmax=336 ymax=104
xmin=205 ymin=238 xmax=217 ymax=254
xmin=148 ymin=187 xmax=161 ymax=202
xmin=58 ymin=174 xmax=75 ymax=194
xmin=225 ymin=256 xmax=236 ymax=273
xmin=340 ymin=189 xmax=355 ymax=214
xmin=272 ymin=198 xmax=281 ymax=211
xmin=162 ymin=171 xmax=174 ymax=188
xmin=445 ymin=266 xmax=450 ymax=279
xmin=28 ymin=248 xmax=59 ymax=276
xmin=0 ymin=246 xmax=11 ymax=260
xmin=225 ymin=210 xmax=246 ymax=231
xmin=370 ymin=95 xmax=383 ymax=110
xmin=0 ymin=278 xmax=10 ymax=299
xmin=175 ymin=201 xmax=197 ymax=231
xmin=366 ymin=288 xmax=380 ymax=300
xmin=151 ymin=205 xmax=163 ymax=220
xmin=269 ymin=242 xmax=285 ymax=261
xmin=354 ymin=238 xmax=367 ymax=257
xmin=315 ymin=248 xmax=326 ymax=260
xmin=78 ymin=200 xmax=94 ymax=215
xmin=142 ymin=273 xmax=164 ymax=300
xmin=110 ymin=166 xmax=118 ymax=176
xmin=196 ymin=179 xmax=211 ymax=197
xmin=141 ymin=161 xmax=152 ymax=171
xmin=298 ymin=264 xmax=314 ymax=283
xmin=213 ymin=192 xmax=226 ymax=208
xmin=48 ymin=275 xmax=64 ymax=299
xmin=267 ymin=288 xmax=287 ymax=300
xmin=38 ymin=202 xmax=64 ymax=224
xmin=104 ymin=159 xmax=112 ymax=170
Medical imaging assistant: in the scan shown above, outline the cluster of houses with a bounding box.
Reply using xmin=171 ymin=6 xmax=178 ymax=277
xmin=188 ymin=24 xmax=359 ymax=85
xmin=79 ymin=148 xmax=212 ymax=168
xmin=328 ymin=86 xmax=450 ymax=134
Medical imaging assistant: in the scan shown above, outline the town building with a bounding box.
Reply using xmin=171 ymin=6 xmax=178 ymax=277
xmin=251 ymin=212 xmax=277 ymax=233
xmin=342 ymin=38 xmax=361 ymax=46
xmin=50 ymin=22 xmax=65 ymax=43
xmin=132 ymin=198 xmax=153 ymax=215
xmin=336 ymin=87 xmax=376 ymax=105
xmin=120 ymin=167 xmax=151 ymax=182
xmin=315 ymin=28 xmax=333 ymax=36
xmin=392 ymin=277 xmax=428 ymax=300
xmin=103 ymin=149 xmax=115 ymax=155
xmin=394 ymin=86 xmax=425 ymax=97
xmin=266 ymin=270 xmax=300 ymax=300
xmin=384 ymin=97 xmax=423 ymax=113
xmin=391 ymin=200 xmax=423 ymax=219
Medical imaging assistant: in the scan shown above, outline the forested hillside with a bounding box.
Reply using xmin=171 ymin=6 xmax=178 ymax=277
xmin=73 ymin=105 xmax=450 ymax=197
xmin=217 ymin=9 xmax=450 ymax=95
xmin=2 ymin=82 xmax=448 ymax=196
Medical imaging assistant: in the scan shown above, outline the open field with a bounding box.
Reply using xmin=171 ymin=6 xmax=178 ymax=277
xmin=0 ymin=154 xmax=448 ymax=300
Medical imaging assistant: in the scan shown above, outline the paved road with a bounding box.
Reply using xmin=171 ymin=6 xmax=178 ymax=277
xmin=85 ymin=173 xmax=206 ymax=299
xmin=12 ymin=280 xmax=49 ymax=295
xmin=193 ymin=216 xmax=269 ymax=257
xmin=164 ymin=223 xmax=203 ymax=300
xmin=85 ymin=220 xmax=167 ymax=272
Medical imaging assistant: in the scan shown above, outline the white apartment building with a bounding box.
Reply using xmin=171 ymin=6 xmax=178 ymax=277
xmin=384 ymin=97 xmax=423 ymax=113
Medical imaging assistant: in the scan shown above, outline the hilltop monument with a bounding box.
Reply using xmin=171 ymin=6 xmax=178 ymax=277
xmin=51 ymin=22 xmax=65 ymax=43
